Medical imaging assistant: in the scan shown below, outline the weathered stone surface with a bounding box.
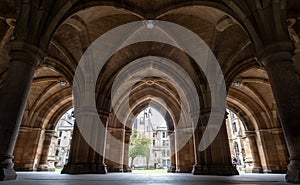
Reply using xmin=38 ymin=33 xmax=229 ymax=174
xmin=0 ymin=1 xmax=300 ymax=184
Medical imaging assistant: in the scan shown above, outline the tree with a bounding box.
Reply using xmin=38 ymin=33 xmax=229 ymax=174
xmin=129 ymin=131 xmax=151 ymax=168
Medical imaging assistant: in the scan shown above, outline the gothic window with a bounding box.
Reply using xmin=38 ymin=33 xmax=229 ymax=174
xmin=57 ymin=139 xmax=61 ymax=146
xmin=232 ymin=112 xmax=236 ymax=119
xmin=233 ymin=122 xmax=238 ymax=133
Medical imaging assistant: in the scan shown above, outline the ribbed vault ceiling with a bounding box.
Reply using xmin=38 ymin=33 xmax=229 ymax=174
xmin=0 ymin=0 xmax=299 ymax=130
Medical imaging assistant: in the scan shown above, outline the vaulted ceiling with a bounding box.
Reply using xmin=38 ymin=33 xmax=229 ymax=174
xmin=0 ymin=0 xmax=299 ymax=130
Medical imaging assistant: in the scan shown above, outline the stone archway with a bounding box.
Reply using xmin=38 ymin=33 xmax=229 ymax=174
xmin=0 ymin=1 xmax=299 ymax=183
xmin=39 ymin=2 xmax=254 ymax=176
xmin=12 ymin=66 xmax=72 ymax=171
xmin=226 ymin=67 xmax=289 ymax=173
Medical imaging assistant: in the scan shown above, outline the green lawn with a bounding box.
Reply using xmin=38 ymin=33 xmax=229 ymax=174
xmin=55 ymin=168 xmax=62 ymax=173
xmin=132 ymin=169 xmax=167 ymax=173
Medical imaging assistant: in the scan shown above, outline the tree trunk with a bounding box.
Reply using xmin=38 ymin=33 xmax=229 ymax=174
xmin=130 ymin=157 xmax=135 ymax=168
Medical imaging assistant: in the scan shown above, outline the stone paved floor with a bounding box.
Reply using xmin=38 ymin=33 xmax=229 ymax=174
xmin=0 ymin=172 xmax=289 ymax=185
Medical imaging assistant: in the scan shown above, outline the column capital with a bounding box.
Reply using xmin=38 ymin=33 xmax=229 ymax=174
xmin=245 ymin=131 xmax=256 ymax=138
xmin=44 ymin=130 xmax=56 ymax=136
xmin=167 ymin=130 xmax=174 ymax=134
xmin=98 ymin=109 xmax=110 ymax=119
xmin=107 ymin=126 xmax=124 ymax=133
xmin=256 ymin=128 xmax=283 ymax=135
xmin=18 ymin=126 xmax=42 ymax=132
xmin=125 ymin=129 xmax=132 ymax=135
xmin=199 ymin=108 xmax=226 ymax=117
xmin=176 ymin=127 xmax=194 ymax=134
xmin=107 ymin=127 xmax=114 ymax=133
xmin=257 ymin=41 xmax=294 ymax=66
xmin=9 ymin=41 xmax=47 ymax=66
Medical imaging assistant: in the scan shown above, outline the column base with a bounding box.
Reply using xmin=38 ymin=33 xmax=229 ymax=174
xmin=0 ymin=156 xmax=17 ymax=180
xmin=37 ymin=164 xmax=55 ymax=172
xmin=245 ymin=166 xmax=263 ymax=173
xmin=37 ymin=164 xmax=48 ymax=171
xmin=107 ymin=166 xmax=123 ymax=172
xmin=192 ymin=164 xmax=239 ymax=175
xmin=262 ymin=166 xmax=287 ymax=174
xmin=167 ymin=166 xmax=176 ymax=173
xmin=61 ymin=163 xmax=107 ymax=174
xmin=123 ymin=165 xmax=132 ymax=173
xmin=176 ymin=165 xmax=193 ymax=173
xmin=0 ymin=167 xmax=17 ymax=181
xmin=14 ymin=163 xmax=35 ymax=171
xmin=285 ymin=159 xmax=300 ymax=183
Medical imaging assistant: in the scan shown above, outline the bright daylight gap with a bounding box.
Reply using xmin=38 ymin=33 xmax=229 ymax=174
xmin=45 ymin=107 xmax=255 ymax=174
xmin=129 ymin=107 xmax=171 ymax=174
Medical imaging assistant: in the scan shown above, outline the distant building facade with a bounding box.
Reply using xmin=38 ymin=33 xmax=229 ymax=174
xmin=130 ymin=108 xmax=171 ymax=169
xmin=47 ymin=110 xmax=74 ymax=169
xmin=226 ymin=109 xmax=253 ymax=172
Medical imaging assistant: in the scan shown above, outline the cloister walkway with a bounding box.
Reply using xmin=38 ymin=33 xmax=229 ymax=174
xmin=0 ymin=172 xmax=288 ymax=185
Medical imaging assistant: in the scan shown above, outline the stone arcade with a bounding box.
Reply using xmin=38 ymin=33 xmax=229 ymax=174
xmin=0 ymin=0 xmax=300 ymax=184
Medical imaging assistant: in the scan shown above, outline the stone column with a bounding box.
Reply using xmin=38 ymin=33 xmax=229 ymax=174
xmin=13 ymin=127 xmax=44 ymax=171
xmin=167 ymin=130 xmax=176 ymax=173
xmin=192 ymin=124 xmax=202 ymax=174
xmin=271 ymin=128 xmax=289 ymax=173
xmin=105 ymin=127 xmax=124 ymax=172
xmin=192 ymin=112 xmax=238 ymax=175
xmin=255 ymin=128 xmax=289 ymax=173
xmin=0 ymin=42 xmax=45 ymax=180
xmin=261 ymin=51 xmax=300 ymax=183
xmin=123 ymin=129 xmax=132 ymax=172
xmin=244 ymin=131 xmax=262 ymax=173
xmin=274 ymin=129 xmax=289 ymax=173
xmin=175 ymin=127 xmax=195 ymax=173
xmin=37 ymin=130 xmax=55 ymax=171
xmin=61 ymin=121 xmax=107 ymax=174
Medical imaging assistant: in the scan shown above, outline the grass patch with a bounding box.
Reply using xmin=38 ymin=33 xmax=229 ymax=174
xmin=55 ymin=168 xmax=62 ymax=173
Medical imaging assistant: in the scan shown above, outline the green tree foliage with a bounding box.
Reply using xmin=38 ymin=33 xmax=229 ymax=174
xmin=129 ymin=130 xmax=151 ymax=167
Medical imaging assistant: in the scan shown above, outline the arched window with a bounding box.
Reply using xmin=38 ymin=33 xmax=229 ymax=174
xmin=233 ymin=122 xmax=238 ymax=133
